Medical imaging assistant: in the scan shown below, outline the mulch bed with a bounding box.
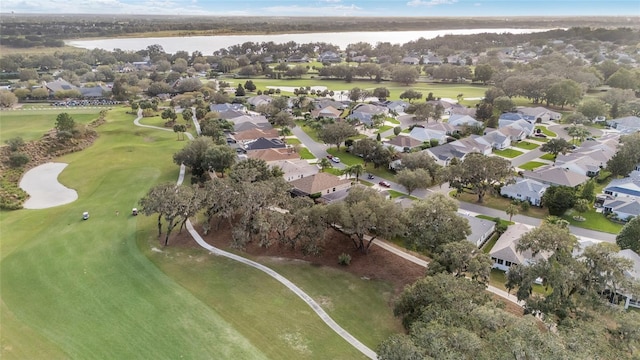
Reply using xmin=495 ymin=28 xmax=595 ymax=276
xmin=167 ymin=220 xmax=426 ymax=294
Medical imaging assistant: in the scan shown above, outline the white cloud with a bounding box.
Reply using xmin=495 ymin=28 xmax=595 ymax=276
xmin=262 ymin=4 xmax=364 ymax=16
xmin=474 ymin=2 xmax=481 ymax=6
xmin=407 ymin=0 xmax=458 ymax=6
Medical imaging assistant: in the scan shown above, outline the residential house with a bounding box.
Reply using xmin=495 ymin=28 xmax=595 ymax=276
xmin=352 ymin=103 xmax=388 ymax=116
xmin=230 ymin=114 xmax=270 ymax=128
xmin=616 ymin=249 xmax=640 ymax=309
xmin=349 ymin=103 xmax=388 ymax=127
xmin=289 ymin=172 xmax=352 ymax=196
xmin=244 ymin=137 xmax=287 ymax=151
xmin=318 ymin=51 xmax=341 ymax=63
xmin=286 ymin=53 xmax=310 ymax=63
xmin=482 ymin=129 xmax=511 ymax=150
xmin=425 ymin=144 xmax=468 ymax=166
xmin=408 ymin=126 xmax=447 ymax=145
xmin=312 ymin=106 xmax=342 ymax=120
xmin=401 ymin=57 xmax=420 ymax=65
xmin=210 ymin=103 xmax=247 ymax=113
xmin=315 ymin=99 xmax=347 ymax=111
xmin=450 ymin=135 xmax=492 ymax=156
xmin=498 ymin=112 xmax=530 ymax=128
xmin=423 ymin=55 xmax=443 ymax=65
xmin=555 ymin=154 xmax=604 ymax=178
xmin=385 ymin=100 xmax=411 ymax=114
xmin=603 ymin=198 xmax=640 ymax=221
xmin=247 ymin=148 xmax=300 ymax=163
xmin=516 ymin=106 xmax=562 ymax=122
xmin=384 ymin=135 xmax=423 ymax=153
xmin=232 ymin=119 xmax=273 ymax=134
xmin=218 ymin=109 xmax=248 ymax=120
xmin=270 ymin=159 xmax=319 ymax=182
xmin=607 ymin=116 xmax=640 ymax=134
xmin=604 ymin=171 xmax=640 ymax=199
xmin=500 ymin=178 xmax=549 ymax=206
xmin=498 ymin=120 xmax=535 ymax=141
xmin=246 ymin=95 xmax=273 ymax=108
xmin=425 ymin=122 xmax=457 ymax=135
xmin=490 ymin=223 xmax=546 ymax=272
xmin=351 ymin=55 xmax=368 ymax=63
xmin=448 ymin=114 xmax=482 ymax=128
xmin=458 ymin=213 xmax=496 ymax=247
xmin=522 ymin=165 xmax=589 ymax=187
xmin=230 ymin=127 xmax=281 ymax=143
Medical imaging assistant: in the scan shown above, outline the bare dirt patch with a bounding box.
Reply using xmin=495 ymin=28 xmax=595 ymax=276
xmin=166 ymin=221 xmax=425 ymax=294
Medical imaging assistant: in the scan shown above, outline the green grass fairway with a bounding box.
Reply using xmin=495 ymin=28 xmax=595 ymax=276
xmin=1 ymin=107 xmax=267 ymax=359
xmin=0 ymin=108 xmax=104 ymax=142
xmin=519 ymin=161 xmax=547 ymax=170
xmin=245 ymin=78 xmax=488 ymax=101
xmin=513 ymin=141 xmax=539 ymax=150
xmin=493 ymin=148 xmax=523 ymax=158
xmin=562 ymin=209 xmax=623 ymax=234
xmin=1 ymin=106 xmax=398 ymax=360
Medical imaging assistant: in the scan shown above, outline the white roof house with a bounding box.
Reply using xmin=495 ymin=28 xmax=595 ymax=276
xmin=458 ymin=213 xmax=496 ymax=248
xmin=408 ymin=126 xmax=447 ymax=145
xmin=500 ymin=178 xmax=549 ymax=207
xmin=604 ymin=171 xmax=640 ymax=200
xmin=489 ymin=223 xmax=546 ymax=272
xmin=448 ymin=114 xmax=482 ymax=128
xmin=270 ymin=159 xmax=319 ymax=182
xmin=522 ymin=165 xmax=589 ymax=187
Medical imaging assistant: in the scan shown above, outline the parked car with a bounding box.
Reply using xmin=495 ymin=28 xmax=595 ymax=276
xmin=534 ymin=133 xmax=547 ymax=138
xmin=326 ymin=155 xmax=333 ymax=159
xmin=331 ymin=156 xmax=341 ymax=163
xmin=379 ymin=181 xmax=391 ymax=188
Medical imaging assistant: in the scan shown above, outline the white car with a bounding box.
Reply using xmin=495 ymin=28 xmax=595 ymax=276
xmin=331 ymin=156 xmax=341 ymax=163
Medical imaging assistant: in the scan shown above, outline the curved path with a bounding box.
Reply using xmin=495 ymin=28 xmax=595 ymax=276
xmin=133 ymin=110 xmax=377 ymax=360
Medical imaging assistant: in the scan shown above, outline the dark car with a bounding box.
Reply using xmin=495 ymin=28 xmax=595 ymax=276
xmin=379 ymin=181 xmax=391 ymax=188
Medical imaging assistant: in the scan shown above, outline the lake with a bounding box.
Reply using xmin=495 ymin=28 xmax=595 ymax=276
xmin=66 ymin=28 xmax=553 ymax=54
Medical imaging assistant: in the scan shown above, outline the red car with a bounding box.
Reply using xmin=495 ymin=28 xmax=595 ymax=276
xmin=379 ymin=181 xmax=391 ymax=188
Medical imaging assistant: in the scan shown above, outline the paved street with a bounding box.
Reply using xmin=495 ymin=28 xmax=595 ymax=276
xmin=290 ymin=120 xmax=619 ymax=244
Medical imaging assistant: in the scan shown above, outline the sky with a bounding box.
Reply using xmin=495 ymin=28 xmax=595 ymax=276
xmin=2 ymin=0 xmax=639 ymax=17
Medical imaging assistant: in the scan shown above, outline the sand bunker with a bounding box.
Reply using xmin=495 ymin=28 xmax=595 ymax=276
xmin=19 ymin=162 xmax=78 ymax=209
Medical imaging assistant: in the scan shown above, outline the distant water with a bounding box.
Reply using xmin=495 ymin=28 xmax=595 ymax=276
xmin=66 ymin=28 xmax=553 ymax=54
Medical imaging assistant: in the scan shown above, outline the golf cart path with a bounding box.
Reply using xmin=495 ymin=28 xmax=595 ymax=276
xmin=19 ymin=162 xmax=78 ymax=209
xmin=133 ymin=110 xmax=377 ymax=360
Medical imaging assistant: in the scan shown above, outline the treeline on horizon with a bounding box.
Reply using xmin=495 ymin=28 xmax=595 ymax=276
xmin=0 ymin=14 xmax=638 ymax=48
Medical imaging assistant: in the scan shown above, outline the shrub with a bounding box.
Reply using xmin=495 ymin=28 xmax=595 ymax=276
xmin=8 ymin=152 xmax=29 ymax=168
xmin=520 ymin=200 xmax=531 ymax=211
xmin=338 ymin=253 xmax=351 ymax=266
xmin=5 ymin=136 xmax=24 ymax=151
xmin=393 ymin=126 xmax=402 ymax=136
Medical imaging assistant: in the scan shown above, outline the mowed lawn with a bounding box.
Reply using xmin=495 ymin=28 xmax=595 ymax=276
xmin=1 ymin=106 xmax=394 ymax=360
xmin=0 ymin=108 xmax=104 ymax=142
xmin=1 ymin=107 xmax=268 ymax=359
xmin=241 ymin=78 xmax=488 ymax=101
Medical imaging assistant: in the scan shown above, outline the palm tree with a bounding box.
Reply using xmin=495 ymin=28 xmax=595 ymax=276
xmin=386 ymin=145 xmax=400 ymax=161
xmin=279 ymin=126 xmax=292 ymax=143
xmin=318 ymin=158 xmax=332 ymax=172
xmin=345 ymin=164 xmax=365 ymax=183
xmin=505 ymin=203 xmax=520 ymax=222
